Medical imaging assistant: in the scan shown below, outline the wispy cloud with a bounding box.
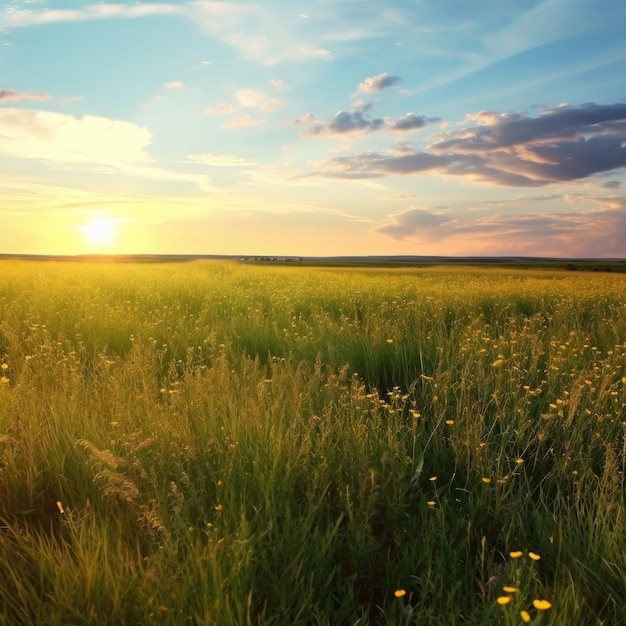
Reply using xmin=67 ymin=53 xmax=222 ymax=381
xmin=357 ymin=72 xmax=401 ymax=93
xmin=375 ymin=202 xmax=626 ymax=257
xmin=219 ymin=114 xmax=262 ymax=129
xmin=187 ymin=153 xmax=255 ymax=167
xmin=0 ymin=88 xmax=51 ymax=103
xmin=204 ymin=102 xmax=238 ymax=116
xmin=163 ymin=80 xmax=185 ymax=90
xmin=1 ymin=3 xmax=182 ymax=27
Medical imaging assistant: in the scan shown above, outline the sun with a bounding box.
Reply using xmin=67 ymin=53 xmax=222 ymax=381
xmin=78 ymin=218 xmax=118 ymax=249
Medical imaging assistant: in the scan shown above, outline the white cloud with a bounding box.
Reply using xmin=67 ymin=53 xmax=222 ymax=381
xmin=163 ymin=80 xmax=185 ymax=90
xmin=235 ymin=88 xmax=265 ymax=107
xmin=357 ymin=73 xmax=401 ymax=93
xmin=1 ymin=3 xmax=182 ymax=27
xmin=0 ymin=108 xmax=151 ymax=165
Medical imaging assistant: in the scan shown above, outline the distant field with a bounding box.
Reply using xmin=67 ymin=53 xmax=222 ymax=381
xmin=1 ymin=260 xmax=625 ymax=625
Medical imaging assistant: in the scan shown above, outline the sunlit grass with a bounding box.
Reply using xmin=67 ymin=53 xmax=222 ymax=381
xmin=0 ymin=259 xmax=625 ymax=624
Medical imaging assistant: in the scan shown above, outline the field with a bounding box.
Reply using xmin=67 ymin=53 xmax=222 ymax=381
xmin=0 ymin=260 xmax=625 ymax=625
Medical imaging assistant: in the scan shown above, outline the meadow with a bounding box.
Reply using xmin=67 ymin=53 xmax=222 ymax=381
xmin=0 ymin=260 xmax=625 ymax=625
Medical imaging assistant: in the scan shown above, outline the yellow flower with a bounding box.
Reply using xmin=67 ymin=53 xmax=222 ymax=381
xmin=492 ymin=359 xmax=504 ymax=368
xmin=56 ymin=501 xmax=65 ymax=514
xmin=528 ymin=552 xmax=541 ymax=561
xmin=481 ymin=477 xmax=491 ymax=484
xmin=429 ymin=476 xmax=437 ymax=482
xmin=515 ymin=458 xmax=524 ymax=464
xmin=496 ymin=596 xmax=511 ymax=605
xmin=0 ymin=363 xmax=7 ymax=370
xmin=427 ymin=501 xmax=436 ymax=507
xmin=386 ymin=338 xmax=394 ymax=344
xmin=502 ymin=586 xmax=518 ymax=593
xmin=509 ymin=550 xmax=523 ymax=559
xmin=394 ymin=589 xmax=406 ymax=598
xmin=445 ymin=419 xmax=455 ymax=425
xmin=0 ymin=376 xmax=9 ymax=384
xmin=520 ymin=609 xmax=531 ymax=622
xmin=214 ymin=504 xmax=223 ymax=511
xmin=533 ymin=599 xmax=552 ymax=611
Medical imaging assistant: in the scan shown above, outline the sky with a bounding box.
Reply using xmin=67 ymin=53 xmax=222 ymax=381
xmin=1 ymin=0 xmax=626 ymax=257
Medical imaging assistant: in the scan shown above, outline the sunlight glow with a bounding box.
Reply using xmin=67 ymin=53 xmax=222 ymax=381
xmin=78 ymin=218 xmax=118 ymax=249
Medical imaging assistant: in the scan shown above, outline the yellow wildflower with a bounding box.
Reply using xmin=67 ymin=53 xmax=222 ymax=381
xmin=502 ymin=586 xmax=518 ymax=593
xmin=509 ymin=550 xmax=523 ymax=559
xmin=520 ymin=609 xmax=531 ymax=622
xmin=481 ymin=477 xmax=491 ymax=484
xmin=533 ymin=599 xmax=552 ymax=610
xmin=394 ymin=589 xmax=406 ymax=598
xmin=496 ymin=596 xmax=511 ymax=605
xmin=528 ymin=552 xmax=541 ymax=561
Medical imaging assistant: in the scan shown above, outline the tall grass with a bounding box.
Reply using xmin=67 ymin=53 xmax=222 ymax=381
xmin=0 ymin=260 xmax=625 ymax=625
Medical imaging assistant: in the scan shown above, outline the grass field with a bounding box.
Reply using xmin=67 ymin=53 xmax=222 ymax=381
xmin=0 ymin=260 xmax=625 ymax=625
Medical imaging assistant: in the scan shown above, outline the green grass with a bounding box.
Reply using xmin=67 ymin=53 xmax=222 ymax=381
xmin=0 ymin=260 xmax=625 ymax=625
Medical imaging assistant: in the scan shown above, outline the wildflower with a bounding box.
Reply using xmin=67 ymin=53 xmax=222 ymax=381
xmin=528 ymin=552 xmax=541 ymax=561
xmin=427 ymin=501 xmax=436 ymax=507
xmin=509 ymin=551 xmax=523 ymax=559
xmin=497 ymin=596 xmax=511 ymax=605
xmin=394 ymin=589 xmax=406 ymax=598
xmin=0 ymin=363 xmax=7 ymax=370
xmin=503 ymin=586 xmax=518 ymax=593
xmin=56 ymin=501 xmax=65 ymax=514
xmin=533 ymin=599 xmax=552 ymax=610
xmin=481 ymin=477 xmax=491 ymax=484
xmin=445 ymin=419 xmax=454 ymax=425
xmin=0 ymin=376 xmax=9 ymax=384
xmin=515 ymin=458 xmax=524 ymax=464
xmin=492 ymin=359 xmax=504 ymax=368
xmin=429 ymin=476 xmax=437 ymax=482
xmin=386 ymin=339 xmax=394 ymax=344
xmin=520 ymin=609 xmax=531 ymax=622
xmin=214 ymin=504 xmax=223 ymax=511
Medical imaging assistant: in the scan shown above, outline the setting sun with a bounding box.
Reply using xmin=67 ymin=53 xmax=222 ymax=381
xmin=78 ymin=218 xmax=118 ymax=249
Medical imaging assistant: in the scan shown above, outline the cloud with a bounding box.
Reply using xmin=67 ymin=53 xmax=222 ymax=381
xmin=305 ymin=110 xmax=385 ymax=136
xmin=312 ymin=102 xmax=626 ymax=186
xmin=0 ymin=107 xmax=208 ymax=187
xmin=0 ymin=88 xmax=51 ymax=103
xmin=219 ymin=114 xmax=262 ymax=129
xmin=235 ymin=89 xmax=265 ymax=107
xmin=269 ymin=79 xmax=287 ymax=91
xmin=388 ymin=113 xmax=439 ymax=131
xmin=204 ymin=102 xmax=237 ymax=116
xmin=374 ymin=203 xmax=626 ymax=257
xmin=2 ymin=3 xmax=182 ymax=27
xmin=0 ymin=108 xmax=151 ymax=165
xmin=163 ymin=80 xmax=185 ymax=90
xmin=358 ymin=73 xmax=401 ymax=93
xmin=186 ymin=153 xmax=255 ymax=167
xmin=259 ymin=99 xmax=283 ymax=112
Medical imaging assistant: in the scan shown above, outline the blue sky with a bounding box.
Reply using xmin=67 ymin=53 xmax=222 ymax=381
xmin=1 ymin=0 xmax=626 ymax=256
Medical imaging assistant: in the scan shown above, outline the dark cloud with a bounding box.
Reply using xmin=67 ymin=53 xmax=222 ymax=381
xmin=306 ymin=110 xmax=385 ymax=135
xmin=376 ymin=208 xmax=453 ymax=240
xmin=430 ymin=103 xmax=626 ymax=153
xmin=389 ymin=113 xmax=439 ymax=131
xmin=358 ymin=73 xmax=401 ymax=93
xmin=312 ymin=102 xmax=626 ymax=186
xmin=303 ymin=110 xmax=437 ymax=137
